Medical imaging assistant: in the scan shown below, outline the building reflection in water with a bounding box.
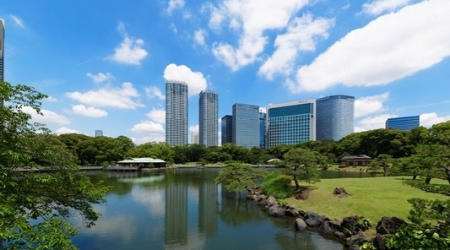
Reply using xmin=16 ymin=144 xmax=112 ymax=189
xmin=198 ymin=170 xmax=218 ymax=236
xmin=164 ymin=174 xmax=188 ymax=246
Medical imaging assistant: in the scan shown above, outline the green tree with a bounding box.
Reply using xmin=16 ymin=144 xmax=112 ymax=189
xmin=369 ymin=154 xmax=393 ymax=176
xmin=0 ymin=82 xmax=108 ymax=249
xmin=215 ymin=163 xmax=267 ymax=193
xmin=414 ymin=144 xmax=449 ymax=184
xmin=281 ymin=148 xmax=329 ymax=190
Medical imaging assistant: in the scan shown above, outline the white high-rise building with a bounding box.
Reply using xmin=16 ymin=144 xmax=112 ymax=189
xmin=0 ymin=19 xmax=5 ymax=106
xmin=199 ymin=90 xmax=218 ymax=147
xmin=165 ymin=80 xmax=188 ymax=146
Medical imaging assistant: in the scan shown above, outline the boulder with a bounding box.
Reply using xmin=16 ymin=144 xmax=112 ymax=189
xmin=304 ymin=211 xmax=324 ymax=227
xmin=334 ymin=231 xmax=347 ymax=241
xmin=268 ymin=204 xmax=285 ymax=217
xmin=295 ymin=218 xmax=307 ymax=231
xmin=320 ymin=219 xmax=342 ymax=235
xmin=341 ymin=216 xmax=367 ymax=236
xmin=374 ymin=233 xmax=389 ymax=250
xmin=333 ymin=187 xmax=349 ymax=198
xmin=376 ymin=217 xmax=407 ymax=235
xmin=346 ymin=232 xmax=371 ymax=250
xmin=295 ymin=189 xmax=310 ymax=200
xmin=258 ymin=195 xmax=267 ymax=201
xmin=266 ymin=196 xmax=277 ymax=207
xmin=246 ymin=194 xmax=256 ymax=201
xmin=285 ymin=208 xmax=299 ymax=217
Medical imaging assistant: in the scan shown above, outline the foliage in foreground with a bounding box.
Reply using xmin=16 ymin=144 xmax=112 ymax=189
xmin=214 ymin=163 xmax=267 ymax=192
xmin=0 ymin=82 xmax=108 ymax=249
xmin=261 ymin=172 xmax=294 ymax=199
xmin=387 ymin=198 xmax=450 ymax=249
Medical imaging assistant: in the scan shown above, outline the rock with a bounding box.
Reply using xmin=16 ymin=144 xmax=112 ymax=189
xmin=258 ymin=195 xmax=267 ymax=201
xmin=374 ymin=233 xmax=389 ymax=250
xmin=320 ymin=219 xmax=341 ymax=235
xmin=295 ymin=189 xmax=310 ymax=200
xmin=376 ymin=217 xmax=407 ymax=235
xmin=268 ymin=204 xmax=285 ymax=217
xmin=346 ymin=232 xmax=371 ymax=250
xmin=333 ymin=187 xmax=349 ymax=198
xmin=246 ymin=194 xmax=256 ymax=200
xmin=304 ymin=211 xmax=324 ymax=227
xmin=266 ymin=196 xmax=277 ymax=207
xmin=341 ymin=216 xmax=367 ymax=236
xmin=295 ymin=218 xmax=307 ymax=231
xmin=258 ymin=199 xmax=267 ymax=207
xmin=334 ymin=231 xmax=347 ymax=241
xmin=285 ymin=208 xmax=299 ymax=217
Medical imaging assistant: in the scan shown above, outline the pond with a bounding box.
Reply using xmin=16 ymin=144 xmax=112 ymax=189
xmin=73 ymin=169 xmax=347 ymax=250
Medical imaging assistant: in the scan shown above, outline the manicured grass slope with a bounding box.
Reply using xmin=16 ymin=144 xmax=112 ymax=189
xmin=287 ymin=177 xmax=449 ymax=223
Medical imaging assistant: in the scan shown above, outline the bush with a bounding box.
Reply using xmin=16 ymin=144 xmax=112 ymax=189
xmin=261 ymin=172 xmax=294 ymax=199
xmin=404 ymin=180 xmax=450 ymax=196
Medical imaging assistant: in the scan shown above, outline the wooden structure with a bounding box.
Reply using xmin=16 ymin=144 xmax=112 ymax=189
xmin=114 ymin=157 xmax=166 ymax=170
xmin=340 ymin=155 xmax=372 ymax=167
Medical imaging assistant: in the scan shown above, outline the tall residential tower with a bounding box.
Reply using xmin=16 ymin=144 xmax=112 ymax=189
xmin=316 ymin=95 xmax=354 ymax=141
xmin=199 ymin=90 xmax=218 ymax=146
xmin=165 ymin=80 xmax=188 ymax=146
xmin=0 ymin=19 xmax=5 ymax=106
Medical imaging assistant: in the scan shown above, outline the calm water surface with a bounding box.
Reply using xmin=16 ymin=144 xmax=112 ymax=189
xmin=74 ymin=169 xmax=345 ymax=250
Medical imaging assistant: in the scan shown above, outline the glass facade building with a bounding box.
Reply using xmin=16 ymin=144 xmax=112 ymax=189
xmin=199 ymin=90 xmax=218 ymax=147
xmin=0 ymin=19 xmax=5 ymax=106
xmin=386 ymin=116 xmax=420 ymax=131
xmin=259 ymin=110 xmax=266 ymax=149
xmin=232 ymin=104 xmax=260 ymax=149
xmin=316 ymin=95 xmax=354 ymax=141
xmin=165 ymin=80 xmax=188 ymax=146
xmin=267 ymin=100 xmax=316 ymax=147
xmin=221 ymin=115 xmax=233 ymax=145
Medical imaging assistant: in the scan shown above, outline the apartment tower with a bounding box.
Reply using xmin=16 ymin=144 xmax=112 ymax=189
xmin=199 ymin=90 xmax=218 ymax=146
xmin=165 ymin=80 xmax=188 ymax=146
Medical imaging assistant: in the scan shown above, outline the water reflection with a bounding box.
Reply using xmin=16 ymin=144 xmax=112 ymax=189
xmin=75 ymin=169 xmax=343 ymax=250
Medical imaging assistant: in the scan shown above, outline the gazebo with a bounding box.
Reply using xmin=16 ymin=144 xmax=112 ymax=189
xmin=117 ymin=157 xmax=166 ymax=169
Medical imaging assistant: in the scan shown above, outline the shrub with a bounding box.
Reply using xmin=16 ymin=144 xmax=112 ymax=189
xmin=261 ymin=172 xmax=294 ymax=199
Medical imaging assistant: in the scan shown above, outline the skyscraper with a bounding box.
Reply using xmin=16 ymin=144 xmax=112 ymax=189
xmin=259 ymin=109 xmax=266 ymax=149
xmin=95 ymin=130 xmax=103 ymax=137
xmin=316 ymin=95 xmax=354 ymax=141
xmin=267 ymin=99 xmax=316 ymax=147
xmin=221 ymin=115 xmax=233 ymax=145
xmin=199 ymin=90 xmax=218 ymax=147
xmin=165 ymin=80 xmax=188 ymax=146
xmin=386 ymin=116 xmax=420 ymax=131
xmin=0 ymin=19 xmax=5 ymax=106
xmin=232 ymin=103 xmax=259 ymax=149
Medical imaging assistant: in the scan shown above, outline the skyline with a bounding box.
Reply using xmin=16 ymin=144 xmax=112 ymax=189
xmin=1 ymin=0 xmax=450 ymax=145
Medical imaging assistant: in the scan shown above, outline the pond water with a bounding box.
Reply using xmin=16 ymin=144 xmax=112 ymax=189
xmin=73 ymin=169 xmax=349 ymax=250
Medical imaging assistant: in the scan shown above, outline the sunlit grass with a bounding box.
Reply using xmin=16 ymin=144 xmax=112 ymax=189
xmin=286 ymin=177 xmax=449 ymax=223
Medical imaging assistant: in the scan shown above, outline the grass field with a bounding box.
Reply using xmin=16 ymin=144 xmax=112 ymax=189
xmin=286 ymin=177 xmax=449 ymax=224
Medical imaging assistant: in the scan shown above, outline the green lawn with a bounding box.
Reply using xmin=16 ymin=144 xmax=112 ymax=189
xmin=286 ymin=177 xmax=449 ymax=224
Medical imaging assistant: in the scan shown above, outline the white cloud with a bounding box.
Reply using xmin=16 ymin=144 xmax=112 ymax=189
xmin=86 ymin=72 xmax=114 ymax=83
xmin=65 ymin=82 xmax=144 ymax=109
xmin=259 ymin=14 xmax=334 ymax=80
xmin=194 ymin=29 xmax=207 ymax=46
xmin=189 ymin=124 xmax=199 ymax=134
xmin=294 ymin=0 xmax=450 ymax=92
xmin=163 ymin=64 xmax=207 ymax=97
xmin=362 ymin=0 xmax=413 ymax=15
xmin=355 ymin=114 xmax=397 ymax=132
xmin=209 ymin=0 xmax=309 ymax=71
xmin=107 ymin=23 xmax=148 ymax=65
xmin=145 ymin=86 xmax=165 ymax=100
xmin=9 ymin=14 xmax=24 ymax=28
xmin=354 ymin=92 xmax=389 ymax=118
xmin=146 ymin=108 xmax=165 ymax=124
xmin=55 ymin=127 xmax=80 ymax=135
xmin=72 ymin=104 xmax=108 ymax=118
xmin=22 ymin=106 xmax=71 ymax=125
xmin=131 ymin=121 xmax=164 ymax=134
xmin=167 ymin=0 xmax=185 ymax=14
xmin=420 ymin=112 xmax=450 ymax=128
xmin=132 ymin=136 xmax=165 ymax=145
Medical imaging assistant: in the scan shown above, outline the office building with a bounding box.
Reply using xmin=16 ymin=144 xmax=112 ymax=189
xmin=0 ymin=19 xmax=5 ymax=106
xmin=232 ymin=103 xmax=259 ymax=149
xmin=316 ymin=95 xmax=354 ymax=141
xmin=165 ymin=80 xmax=188 ymax=146
xmin=386 ymin=116 xmax=420 ymax=131
xmin=199 ymin=90 xmax=218 ymax=147
xmin=94 ymin=130 xmax=103 ymax=137
xmin=221 ymin=115 xmax=233 ymax=145
xmin=267 ymin=99 xmax=316 ymax=147
xmin=259 ymin=109 xmax=266 ymax=149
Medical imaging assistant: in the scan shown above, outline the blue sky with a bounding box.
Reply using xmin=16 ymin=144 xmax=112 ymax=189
xmin=1 ymin=0 xmax=450 ymax=144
